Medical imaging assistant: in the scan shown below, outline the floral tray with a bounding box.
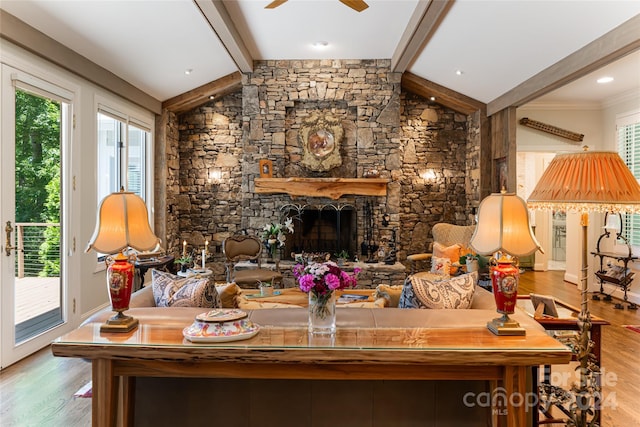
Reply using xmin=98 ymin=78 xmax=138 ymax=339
xmin=183 ymin=319 xmax=260 ymax=343
xmin=195 ymin=308 xmax=248 ymax=323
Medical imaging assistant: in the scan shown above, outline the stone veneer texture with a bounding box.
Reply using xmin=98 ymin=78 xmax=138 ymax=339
xmin=169 ymin=59 xmax=480 ymax=282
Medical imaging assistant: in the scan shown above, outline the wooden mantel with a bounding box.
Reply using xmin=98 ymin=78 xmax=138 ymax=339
xmin=254 ymin=178 xmax=389 ymax=199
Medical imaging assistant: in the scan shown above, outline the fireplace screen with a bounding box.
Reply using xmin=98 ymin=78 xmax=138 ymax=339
xmin=282 ymin=205 xmax=357 ymax=260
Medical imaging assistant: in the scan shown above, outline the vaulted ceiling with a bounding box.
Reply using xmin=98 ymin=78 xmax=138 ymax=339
xmin=1 ymin=1 xmax=639 ymax=115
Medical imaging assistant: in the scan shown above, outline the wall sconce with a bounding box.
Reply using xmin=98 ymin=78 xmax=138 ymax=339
xmin=209 ymin=168 xmax=222 ymax=184
xmin=419 ymin=169 xmax=436 ymax=181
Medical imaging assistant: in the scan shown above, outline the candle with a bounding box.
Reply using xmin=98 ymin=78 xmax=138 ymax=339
xmin=202 ymin=249 xmax=206 ymax=269
xmin=182 ymin=240 xmax=187 ymax=258
xmin=205 ymin=240 xmax=209 ymax=253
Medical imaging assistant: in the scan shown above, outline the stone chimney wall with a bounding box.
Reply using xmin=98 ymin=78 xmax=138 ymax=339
xmin=169 ymin=59 xmax=480 ymax=280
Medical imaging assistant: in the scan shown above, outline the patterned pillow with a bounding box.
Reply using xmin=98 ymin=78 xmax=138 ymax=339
xmin=151 ymin=269 xmax=220 ymax=308
xmin=399 ymin=272 xmax=477 ymax=309
xmin=430 ymin=256 xmax=451 ymax=277
xmin=433 ymin=242 xmax=462 ymax=274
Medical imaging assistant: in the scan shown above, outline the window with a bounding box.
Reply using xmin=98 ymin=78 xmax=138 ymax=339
xmin=96 ymin=108 xmax=151 ymax=203
xmin=617 ymin=110 xmax=640 ymax=247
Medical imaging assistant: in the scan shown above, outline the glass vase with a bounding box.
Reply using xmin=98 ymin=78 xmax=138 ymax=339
xmin=308 ymin=291 xmax=336 ymax=335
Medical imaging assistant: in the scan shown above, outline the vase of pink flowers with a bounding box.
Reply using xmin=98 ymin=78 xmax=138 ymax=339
xmin=293 ymin=261 xmax=360 ymax=335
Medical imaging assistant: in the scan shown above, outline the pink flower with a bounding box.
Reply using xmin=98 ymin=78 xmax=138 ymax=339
xmin=295 ymin=261 xmax=360 ymax=295
xmin=325 ymin=273 xmax=341 ymax=290
xmin=298 ymin=274 xmax=315 ymax=292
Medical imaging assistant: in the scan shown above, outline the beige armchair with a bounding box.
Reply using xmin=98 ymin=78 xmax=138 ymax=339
xmin=222 ymin=234 xmax=283 ymax=288
xmin=407 ymin=223 xmax=476 ymax=273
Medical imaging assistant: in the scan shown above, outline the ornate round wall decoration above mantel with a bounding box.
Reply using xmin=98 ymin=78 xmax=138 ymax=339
xmin=300 ymin=113 xmax=344 ymax=172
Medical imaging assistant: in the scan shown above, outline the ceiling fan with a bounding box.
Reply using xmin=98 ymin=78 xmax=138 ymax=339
xmin=265 ymin=0 xmax=369 ymax=13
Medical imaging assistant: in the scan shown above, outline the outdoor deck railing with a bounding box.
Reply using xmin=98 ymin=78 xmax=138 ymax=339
xmin=14 ymin=222 xmax=60 ymax=278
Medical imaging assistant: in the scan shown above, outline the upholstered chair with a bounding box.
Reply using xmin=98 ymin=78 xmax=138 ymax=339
xmin=222 ymin=234 xmax=283 ymax=288
xmin=407 ymin=223 xmax=476 ymax=274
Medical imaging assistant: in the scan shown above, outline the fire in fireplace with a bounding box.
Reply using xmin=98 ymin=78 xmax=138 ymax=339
xmin=281 ymin=204 xmax=357 ymax=260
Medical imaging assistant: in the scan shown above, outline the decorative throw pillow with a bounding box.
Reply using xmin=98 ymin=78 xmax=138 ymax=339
xmin=430 ymin=256 xmax=451 ymax=277
xmin=399 ymin=272 xmax=477 ymax=309
xmin=374 ymin=284 xmax=404 ymax=308
xmin=151 ymin=269 xmax=220 ymax=308
xmin=433 ymin=242 xmax=461 ymax=275
xmin=216 ymin=283 xmax=241 ymax=308
xmin=433 ymin=242 xmax=461 ymax=262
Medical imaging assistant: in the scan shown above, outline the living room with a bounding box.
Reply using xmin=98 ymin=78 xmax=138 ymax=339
xmin=1 ymin=2 xmax=640 ymax=426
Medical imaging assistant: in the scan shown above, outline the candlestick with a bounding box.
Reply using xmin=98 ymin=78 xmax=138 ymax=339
xmin=182 ymin=240 xmax=187 ymax=258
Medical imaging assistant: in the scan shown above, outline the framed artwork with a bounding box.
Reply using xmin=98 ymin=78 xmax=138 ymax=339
xmin=530 ymin=293 xmax=559 ymax=318
xmin=300 ymin=112 xmax=344 ymax=172
xmin=259 ymin=159 xmax=273 ymax=178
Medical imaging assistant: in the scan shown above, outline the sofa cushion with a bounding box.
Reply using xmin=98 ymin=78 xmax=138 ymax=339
xmin=151 ymin=269 xmax=220 ymax=308
xmin=399 ymin=272 xmax=477 ymax=309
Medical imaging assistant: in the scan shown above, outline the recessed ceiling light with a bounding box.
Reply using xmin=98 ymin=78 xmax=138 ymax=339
xmin=429 ymin=96 xmax=436 ymax=101
xmin=597 ymin=76 xmax=614 ymax=84
xmin=312 ymin=41 xmax=329 ymax=48
xmin=455 ymin=70 xmax=463 ymax=76
xmin=185 ymin=69 xmax=193 ymax=75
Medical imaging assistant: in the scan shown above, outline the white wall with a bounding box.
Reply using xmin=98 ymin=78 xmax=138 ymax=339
xmin=1 ymin=40 xmax=156 ymax=323
xmin=517 ymin=93 xmax=640 ymax=305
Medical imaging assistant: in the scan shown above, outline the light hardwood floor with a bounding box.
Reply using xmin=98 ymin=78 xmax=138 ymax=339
xmin=0 ymin=270 xmax=638 ymax=427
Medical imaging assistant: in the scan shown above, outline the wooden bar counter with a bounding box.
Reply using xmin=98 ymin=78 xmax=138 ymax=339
xmin=52 ymin=307 xmax=571 ymax=427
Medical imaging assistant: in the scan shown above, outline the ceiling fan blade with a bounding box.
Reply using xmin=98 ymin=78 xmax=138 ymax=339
xmin=339 ymin=0 xmax=369 ymax=12
xmin=265 ymin=0 xmax=288 ymax=9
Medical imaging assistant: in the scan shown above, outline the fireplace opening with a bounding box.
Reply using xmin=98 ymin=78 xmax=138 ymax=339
xmin=282 ymin=205 xmax=357 ymax=260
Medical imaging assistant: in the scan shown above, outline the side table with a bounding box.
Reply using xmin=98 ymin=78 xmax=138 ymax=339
xmin=134 ymin=255 xmax=175 ymax=290
xmin=517 ymin=295 xmax=610 ymax=426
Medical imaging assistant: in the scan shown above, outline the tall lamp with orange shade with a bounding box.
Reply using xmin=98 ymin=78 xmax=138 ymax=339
xmin=528 ymin=148 xmax=640 ymax=427
xmin=86 ymin=190 xmax=160 ymax=332
xmin=470 ymin=191 xmax=543 ymax=336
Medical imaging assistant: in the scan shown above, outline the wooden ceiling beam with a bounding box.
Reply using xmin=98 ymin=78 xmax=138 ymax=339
xmin=392 ymin=0 xmax=453 ymax=73
xmin=488 ymin=14 xmax=640 ymax=116
xmin=162 ymin=72 xmax=242 ymax=114
xmin=194 ymin=0 xmax=253 ymax=73
xmin=401 ymin=71 xmax=485 ymax=115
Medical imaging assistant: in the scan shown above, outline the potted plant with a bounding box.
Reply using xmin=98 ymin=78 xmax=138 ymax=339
xmin=334 ymin=250 xmax=349 ymax=266
xmin=175 ymin=256 xmax=193 ymax=273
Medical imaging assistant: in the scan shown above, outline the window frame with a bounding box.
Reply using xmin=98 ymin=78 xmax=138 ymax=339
xmin=93 ymin=96 xmax=155 ymax=263
xmin=616 ymin=109 xmax=640 ymax=252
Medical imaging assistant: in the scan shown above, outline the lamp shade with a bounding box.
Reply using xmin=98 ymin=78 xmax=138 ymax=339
xmin=470 ymin=192 xmax=542 ymax=257
xmin=527 ymin=151 xmax=640 ymax=213
xmin=86 ymin=191 xmax=160 ymax=254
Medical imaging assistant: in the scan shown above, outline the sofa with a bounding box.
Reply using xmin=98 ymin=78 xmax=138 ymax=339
xmin=125 ymin=275 xmax=497 ymax=311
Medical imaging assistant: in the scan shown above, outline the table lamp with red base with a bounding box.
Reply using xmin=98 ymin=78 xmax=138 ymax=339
xmin=470 ymin=191 xmax=543 ymax=336
xmin=86 ymin=190 xmax=160 ymax=333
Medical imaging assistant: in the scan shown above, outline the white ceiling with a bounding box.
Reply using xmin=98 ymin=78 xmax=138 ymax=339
xmin=2 ymin=0 xmax=639 ymax=107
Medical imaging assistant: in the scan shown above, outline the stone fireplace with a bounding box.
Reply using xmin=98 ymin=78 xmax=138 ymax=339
xmin=280 ymin=203 xmax=357 ymax=260
xmin=169 ymin=59 xmax=482 ymax=284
